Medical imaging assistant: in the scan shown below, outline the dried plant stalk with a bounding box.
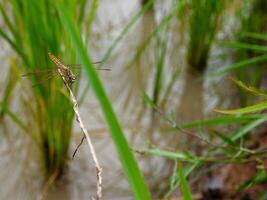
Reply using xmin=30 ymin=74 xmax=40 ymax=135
xmin=49 ymin=52 xmax=102 ymax=199
xmin=65 ymin=82 xmax=102 ymax=200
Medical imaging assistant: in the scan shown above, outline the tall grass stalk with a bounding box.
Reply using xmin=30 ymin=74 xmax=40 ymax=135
xmin=57 ymin=3 xmax=152 ymax=199
xmin=0 ymin=0 xmax=90 ymax=179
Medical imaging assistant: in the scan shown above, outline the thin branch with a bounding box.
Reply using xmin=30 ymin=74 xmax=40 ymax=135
xmin=72 ymin=135 xmax=85 ymax=159
xmin=58 ymin=69 xmax=102 ymax=200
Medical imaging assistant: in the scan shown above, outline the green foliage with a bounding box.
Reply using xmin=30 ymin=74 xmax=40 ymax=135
xmin=215 ymin=78 xmax=267 ymax=115
xmin=186 ymin=0 xmax=225 ymax=72
xmin=178 ymin=162 xmax=193 ymax=200
xmin=238 ymin=170 xmax=267 ymax=191
xmin=0 ymin=0 xmax=90 ymax=179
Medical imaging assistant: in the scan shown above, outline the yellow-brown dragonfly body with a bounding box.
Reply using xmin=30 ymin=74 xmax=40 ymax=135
xmin=48 ymin=52 xmax=76 ymax=85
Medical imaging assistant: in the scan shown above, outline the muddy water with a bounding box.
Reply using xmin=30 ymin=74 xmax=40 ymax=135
xmin=0 ymin=1 xmax=236 ymax=200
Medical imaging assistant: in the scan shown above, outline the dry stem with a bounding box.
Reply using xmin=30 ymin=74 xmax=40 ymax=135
xmin=59 ymin=73 xmax=102 ymax=199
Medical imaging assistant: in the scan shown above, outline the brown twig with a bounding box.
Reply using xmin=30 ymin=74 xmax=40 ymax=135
xmin=72 ymin=135 xmax=85 ymax=159
xmin=57 ymin=67 xmax=102 ymax=199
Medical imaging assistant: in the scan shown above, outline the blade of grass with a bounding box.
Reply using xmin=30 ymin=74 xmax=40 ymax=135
xmin=230 ymin=77 xmax=267 ymax=97
xmin=57 ymin=4 xmax=151 ymax=200
xmin=214 ymin=101 xmax=267 ymax=115
xmin=0 ymin=66 xmax=17 ymax=117
xmin=220 ymin=41 xmax=267 ymax=52
xmin=230 ymin=117 xmax=267 ymax=141
xmin=178 ymin=162 xmax=193 ymax=200
xmin=177 ymin=115 xmax=264 ymax=129
xmin=0 ymin=28 xmax=29 ymax=66
xmin=243 ymin=32 xmax=267 ymax=41
xmin=165 ymin=161 xmax=201 ymax=198
xmin=140 ymin=148 xmax=196 ymax=162
xmin=209 ymin=54 xmax=267 ymax=76
xmin=209 ymin=129 xmax=236 ymax=147
xmin=101 ymin=0 xmax=155 ymax=63
xmin=0 ymin=102 xmax=27 ymax=132
xmin=128 ymin=2 xmax=179 ymax=66
xmin=85 ymin=0 xmax=98 ymax=44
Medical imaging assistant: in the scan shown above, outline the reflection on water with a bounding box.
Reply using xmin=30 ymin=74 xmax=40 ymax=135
xmin=0 ymin=0 xmax=236 ymax=199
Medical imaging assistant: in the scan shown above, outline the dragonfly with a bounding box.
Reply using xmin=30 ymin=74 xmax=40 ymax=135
xmin=22 ymin=52 xmax=109 ymax=86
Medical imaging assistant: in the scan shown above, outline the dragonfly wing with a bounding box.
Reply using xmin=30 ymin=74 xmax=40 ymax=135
xmin=31 ymin=72 xmax=58 ymax=87
xmin=66 ymin=64 xmax=81 ymax=68
xmin=66 ymin=61 xmax=102 ymax=69
xmin=22 ymin=69 xmax=55 ymax=77
xmin=66 ymin=64 xmax=110 ymax=71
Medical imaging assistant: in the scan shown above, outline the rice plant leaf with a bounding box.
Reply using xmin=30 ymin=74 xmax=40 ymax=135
xmin=165 ymin=161 xmax=201 ymax=198
xmin=209 ymin=129 xmax=236 ymax=146
xmin=237 ymin=170 xmax=267 ymax=191
xmin=209 ymin=54 xmax=267 ymax=75
xmin=58 ymin=4 xmax=151 ymax=200
xmin=129 ymin=2 xmax=178 ymax=65
xmin=220 ymin=41 xmax=267 ymax=52
xmin=214 ymin=101 xmax=267 ymax=115
xmin=178 ymin=115 xmax=263 ymax=129
xmin=243 ymin=32 xmax=267 ymax=41
xmin=178 ymin=162 xmax=193 ymax=200
xmin=230 ymin=77 xmax=267 ymax=97
xmin=0 ymin=67 xmax=18 ymax=117
xmin=0 ymin=103 xmax=27 ymax=132
xmin=101 ymin=0 xmax=155 ymax=63
xmin=0 ymin=28 xmax=28 ymax=65
xmin=230 ymin=118 xmax=267 ymax=141
xmin=143 ymin=92 xmax=156 ymax=109
xmin=141 ymin=148 xmax=196 ymax=162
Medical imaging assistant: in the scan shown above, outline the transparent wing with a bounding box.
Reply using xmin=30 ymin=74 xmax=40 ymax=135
xmin=66 ymin=64 xmax=111 ymax=71
xmin=31 ymin=72 xmax=58 ymax=87
xmin=22 ymin=69 xmax=56 ymax=77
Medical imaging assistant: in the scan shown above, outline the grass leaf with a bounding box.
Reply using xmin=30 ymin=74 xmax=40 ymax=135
xmin=230 ymin=77 xmax=267 ymax=97
xmin=177 ymin=115 xmax=263 ymax=129
xmin=178 ymin=162 xmax=193 ymax=200
xmin=214 ymin=101 xmax=267 ymax=115
xmin=209 ymin=54 xmax=267 ymax=75
xmin=230 ymin=117 xmax=267 ymax=141
xmin=57 ymin=4 xmax=151 ymax=200
xmin=220 ymin=41 xmax=267 ymax=52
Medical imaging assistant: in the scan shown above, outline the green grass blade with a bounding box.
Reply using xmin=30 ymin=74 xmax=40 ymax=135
xmin=230 ymin=77 xmax=267 ymax=97
xmin=177 ymin=115 xmax=263 ymax=129
xmin=243 ymin=32 xmax=267 ymax=41
xmin=0 ymin=67 xmax=17 ymax=117
xmin=0 ymin=103 xmax=27 ymax=132
xmin=209 ymin=54 xmax=267 ymax=75
xmin=129 ymin=2 xmax=178 ymax=65
xmin=140 ymin=148 xmax=196 ymax=162
xmin=85 ymin=0 xmax=98 ymax=43
xmin=220 ymin=41 xmax=267 ymax=52
xmin=214 ymin=101 xmax=267 ymax=115
xmin=165 ymin=162 xmax=201 ymax=198
xmin=101 ymin=0 xmax=155 ymax=63
xmin=209 ymin=129 xmax=236 ymax=146
xmin=57 ymin=4 xmax=151 ymax=200
xmin=178 ymin=162 xmax=193 ymax=200
xmin=0 ymin=28 xmax=29 ymax=65
xmin=230 ymin=118 xmax=267 ymax=141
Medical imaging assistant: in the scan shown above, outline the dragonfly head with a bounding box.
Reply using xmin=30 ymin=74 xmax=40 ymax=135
xmin=68 ymin=74 xmax=76 ymax=84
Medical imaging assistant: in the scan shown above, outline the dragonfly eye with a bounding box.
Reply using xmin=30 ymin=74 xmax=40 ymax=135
xmin=69 ymin=75 xmax=76 ymax=83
